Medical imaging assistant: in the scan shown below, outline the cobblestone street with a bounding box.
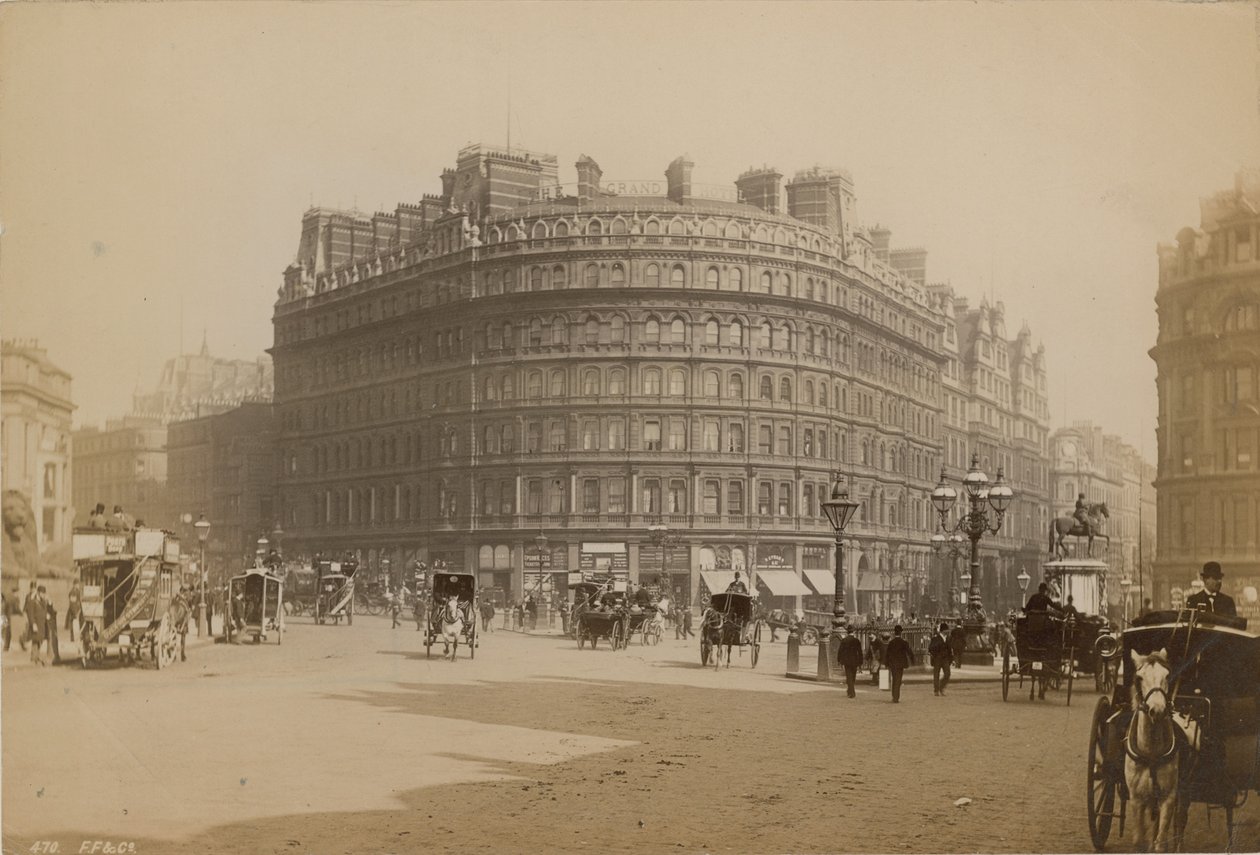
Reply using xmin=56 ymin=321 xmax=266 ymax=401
xmin=4 ymin=615 xmax=1257 ymax=854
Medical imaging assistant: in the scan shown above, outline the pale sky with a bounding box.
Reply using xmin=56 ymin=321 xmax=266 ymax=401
xmin=1 ymin=1 xmax=1256 ymax=453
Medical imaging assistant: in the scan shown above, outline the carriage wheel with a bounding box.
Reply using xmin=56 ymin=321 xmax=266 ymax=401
xmin=368 ymin=600 xmax=385 ymax=617
xmin=1087 ymin=695 xmax=1119 ymax=851
xmin=700 ymin=637 xmax=712 ymax=666
xmin=751 ymin=623 xmax=762 ymax=668
xmin=1002 ymin=648 xmax=1011 ymax=701
xmin=577 ymin=626 xmax=586 ymax=650
xmin=614 ymin=620 xmax=628 ymax=651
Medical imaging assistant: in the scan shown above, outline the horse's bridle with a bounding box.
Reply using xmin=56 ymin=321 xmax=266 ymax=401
xmin=1126 ymin=672 xmax=1177 ymax=768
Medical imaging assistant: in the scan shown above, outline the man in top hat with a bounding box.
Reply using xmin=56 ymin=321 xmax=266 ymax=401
xmin=1187 ymin=561 xmax=1236 ymax=617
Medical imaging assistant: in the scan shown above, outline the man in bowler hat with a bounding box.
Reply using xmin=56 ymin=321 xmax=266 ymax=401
xmin=835 ymin=625 xmax=864 ymax=698
xmin=928 ymin=621 xmax=952 ymax=696
xmin=883 ymin=624 xmax=914 ymax=703
xmin=1187 ymin=561 xmax=1237 ymax=617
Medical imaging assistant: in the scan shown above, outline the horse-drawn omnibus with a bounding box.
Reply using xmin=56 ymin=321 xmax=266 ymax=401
xmin=1086 ymin=609 xmax=1260 ymax=851
xmin=314 ymin=558 xmax=357 ymax=626
xmin=73 ymin=527 xmax=189 ymax=669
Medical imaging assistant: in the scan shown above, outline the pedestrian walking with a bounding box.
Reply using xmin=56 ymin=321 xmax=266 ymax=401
xmin=390 ymin=590 xmax=403 ymax=628
xmin=929 ymin=621 xmax=952 ymax=696
xmin=66 ymin=581 xmax=82 ymax=642
xmin=883 ymin=624 xmax=914 ymax=703
xmin=19 ymin=580 xmax=37 ymax=650
xmin=836 ymin=625 xmax=864 ymax=698
xmin=479 ymin=599 xmax=495 ymax=632
xmin=682 ymin=605 xmax=695 ymax=638
xmin=948 ymin=622 xmax=967 ymax=669
xmin=45 ymin=594 xmax=60 ymax=664
xmin=2 ymin=584 xmax=20 ymax=651
xmin=25 ymin=585 xmax=47 ymax=665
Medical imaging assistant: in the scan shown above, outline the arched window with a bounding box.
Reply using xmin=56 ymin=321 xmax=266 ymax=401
xmin=645 ymin=263 xmax=660 ymax=287
xmin=804 ymin=379 xmax=814 ymax=405
xmin=772 ymin=325 xmax=788 ymax=351
xmin=551 ymin=316 xmax=567 ymax=345
xmin=530 ymin=267 xmax=544 ymax=291
xmin=610 ymin=263 xmax=626 ymax=287
xmin=729 ymin=268 xmax=743 ymax=291
xmin=805 ymin=278 xmax=815 ymax=301
xmin=706 ymin=267 xmax=720 ymax=289
xmin=554 ymin=220 xmax=569 ymax=238
xmin=807 ymin=328 xmax=817 ymax=354
xmin=645 ymin=219 xmax=660 ymax=235
xmin=779 ymin=377 xmax=792 ymax=401
xmin=582 ymin=368 xmax=600 ymax=396
xmin=729 ymin=320 xmax=744 ymax=347
xmin=610 ymin=316 xmax=626 ymax=343
xmin=669 ymin=219 xmax=686 ymax=236
xmin=703 ymin=370 xmax=720 ymax=397
xmin=485 ymin=322 xmax=500 ymax=350
xmin=760 ymin=271 xmax=772 ymax=293
xmin=585 ymin=317 xmax=599 ymax=344
xmin=500 ymin=373 xmax=514 ymax=399
xmin=502 ymin=321 xmax=514 ymax=348
xmin=779 ymin=273 xmax=792 ymax=296
xmin=483 ymin=425 xmax=498 ymax=453
xmin=670 ymin=265 xmax=685 ymax=288
xmin=705 ymin=319 xmax=719 ymax=346
xmin=818 ymin=382 xmax=828 ymax=408
xmin=669 ymin=368 xmax=686 ymax=396
xmin=531 ymin=221 xmax=547 ymax=240
xmin=608 ymin=367 xmax=626 ymax=394
xmin=552 ymin=265 xmax=566 ymax=289
xmin=584 ymin=263 xmax=599 ymax=288
xmin=528 ymin=318 xmax=542 ymax=346
xmin=587 ymin=218 xmax=603 ymax=236
xmin=702 ymin=220 xmax=719 ymax=237
xmin=482 ymin=376 xmax=497 ymax=401
xmin=643 ymin=367 xmax=662 ymax=395
xmin=610 ymin=217 xmax=627 ymax=235
xmin=670 ymin=318 xmax=686 ymax=343
xmin=644 ymin=318 xmax=660 ymax=343
xmin=759 ymin=375 xmax=773 ymax=400
xmin=549 ymin=369 xmax=565 ymax=397
xmin=527 ymin=371 xmax=543 ymax=397
xmin=759 ymin=322 xmax=772 ymax=349
xmin=729 ymin=372 xmax=744 ymax=399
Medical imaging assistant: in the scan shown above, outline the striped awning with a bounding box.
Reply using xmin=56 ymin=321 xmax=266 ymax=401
xmin=754 ymin=570 xmax=813 ymax=596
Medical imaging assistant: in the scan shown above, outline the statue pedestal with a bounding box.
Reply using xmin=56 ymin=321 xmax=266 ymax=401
xmin=961 ymin=618 xmax=994 ymax=667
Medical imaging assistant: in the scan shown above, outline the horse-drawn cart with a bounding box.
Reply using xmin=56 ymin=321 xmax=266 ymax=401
xmin=73 ymin=527 xmax=189 ymax=669
xmin=227 ymin=568 xmax=284 ymax=644
xmin=1085 ymin=609 xmax=1260 ymax=851
xmin=699 ymin=591 xmax=762 ymax=668
xmin=424 ymin=570 xmax=476 ymax=659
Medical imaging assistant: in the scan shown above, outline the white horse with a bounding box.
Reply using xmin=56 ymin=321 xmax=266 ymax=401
xmin=1125 ymin=649 xmax=1185 ymax=852
xmin=440 ymin=595 xmax=465 ymax=661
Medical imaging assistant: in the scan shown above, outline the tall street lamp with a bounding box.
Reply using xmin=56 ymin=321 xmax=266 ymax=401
xmin=930 ymin=531 xmax=966 ymax=618
xmin=932 ymin=453 xmax=1013 ymax=665
xmin=533 ymin=530 xmax=548 ymax=629
xmin=194 ymin=514 xmax=211 ymax=637
xmin=1121 ymin=575 xmax=1133 ymax=625
xmin=821 ymin=473 xmax=860 ymax=632
xmin=1017 ymin=569 xmax=1032 ymax=600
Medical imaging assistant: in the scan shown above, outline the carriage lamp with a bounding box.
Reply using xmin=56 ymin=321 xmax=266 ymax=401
xmin=932 ymin=453 xmax=1014 ymax=623
xmin=821 ymin=473 xmax=860 ymax=631
xmin=194 ymin=514 xmax=211 ymax=638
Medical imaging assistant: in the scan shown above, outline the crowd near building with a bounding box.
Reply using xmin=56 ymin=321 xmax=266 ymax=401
xmin=266 ymin=144 xmax=1076 ymax=617
xmin=1151 ymin=169 xmax=1260 ymax=623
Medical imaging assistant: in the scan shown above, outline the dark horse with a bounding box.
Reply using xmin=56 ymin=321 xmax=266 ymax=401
xmin=1049 ymin=501 xmax=1109 ymax=559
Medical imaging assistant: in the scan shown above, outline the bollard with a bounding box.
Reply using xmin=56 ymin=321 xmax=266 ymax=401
xmin=786 ymin=627 xmax=800 ymax=673
xmin=816 ymin=630 xmax=833 ymax=682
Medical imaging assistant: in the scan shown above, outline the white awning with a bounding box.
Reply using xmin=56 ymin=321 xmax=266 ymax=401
xmin=754 ymin=570 xmax=813 ymax=597
xmin=699 ymin=569 xmax=738 ymax=594
xmin=803 ymin=568 xmax=836 ymax=595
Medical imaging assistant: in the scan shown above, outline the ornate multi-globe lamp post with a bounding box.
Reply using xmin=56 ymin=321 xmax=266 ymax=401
xmin=931 ymin=453 xmax=1013 ymax=663
xmin=820 ymin=473 xmax=861 ymax=632
xmin=930 ymin=531 xmax=966 ymax=617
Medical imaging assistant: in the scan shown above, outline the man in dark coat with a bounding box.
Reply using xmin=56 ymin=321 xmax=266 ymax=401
xmin=1187 ymin=561 xmax=1237 ymax=617
xmin=25 ymin=584 xmax=47 ymax=665
xmin=835 ymin=625 xmax=864 ymax=698
xmin=948 ymin=622 xmax=967 ymax=668
xmin=928 ymin=621 xmax=952 ymax=696
xmin=883 ymin=624 xmax=914 ymax=703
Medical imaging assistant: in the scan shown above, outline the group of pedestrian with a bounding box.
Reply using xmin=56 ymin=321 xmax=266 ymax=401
xmin=3 ymin=580 xmax=64 ymax=666
xmin=836 ymin=624 xmax=914 ymax=701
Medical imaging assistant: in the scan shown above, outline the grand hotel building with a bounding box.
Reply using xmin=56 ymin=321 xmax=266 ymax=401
xmin=270 ymin=145 xmax=1051 ymax=612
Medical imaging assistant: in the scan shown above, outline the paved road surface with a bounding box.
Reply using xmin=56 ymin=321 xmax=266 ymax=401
xmin=3 ymin=616 xmax=1256 ymax=854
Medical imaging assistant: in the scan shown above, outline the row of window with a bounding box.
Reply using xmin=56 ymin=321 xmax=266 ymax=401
xmin=485 ymin=214 xmax=834 ymax=251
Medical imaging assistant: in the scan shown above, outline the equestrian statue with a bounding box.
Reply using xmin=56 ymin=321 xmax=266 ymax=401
xmin=1049 ymin=493 xmax=1110 ymax=559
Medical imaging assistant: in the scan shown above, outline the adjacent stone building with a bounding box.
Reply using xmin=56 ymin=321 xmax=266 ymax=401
xmin=1 ymin=340 xmax=74 ymax=550
xmin=72 ymin=416 xmax=169 ymax=529
xmin=1151 ymin=170 xmax=1260 ymax=623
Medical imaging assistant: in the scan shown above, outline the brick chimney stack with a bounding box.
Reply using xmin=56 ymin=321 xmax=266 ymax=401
xmin=735 ymin=167 xmax=783 ymax=214
xmin=665 ymin=155 xmax=694 ymax=204
xmin=576 ymin=155 xmax=603 ymax=204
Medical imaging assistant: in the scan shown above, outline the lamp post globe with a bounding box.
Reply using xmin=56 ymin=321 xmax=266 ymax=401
xmin=1017 ymin=569 xmax=1031 ymax=593
xmin=194 ymin=514 xmax=211 ymax=637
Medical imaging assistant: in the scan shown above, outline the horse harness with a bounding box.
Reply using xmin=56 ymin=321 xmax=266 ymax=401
xmin=1124 ymin=684 xmax=1179 ymax=804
